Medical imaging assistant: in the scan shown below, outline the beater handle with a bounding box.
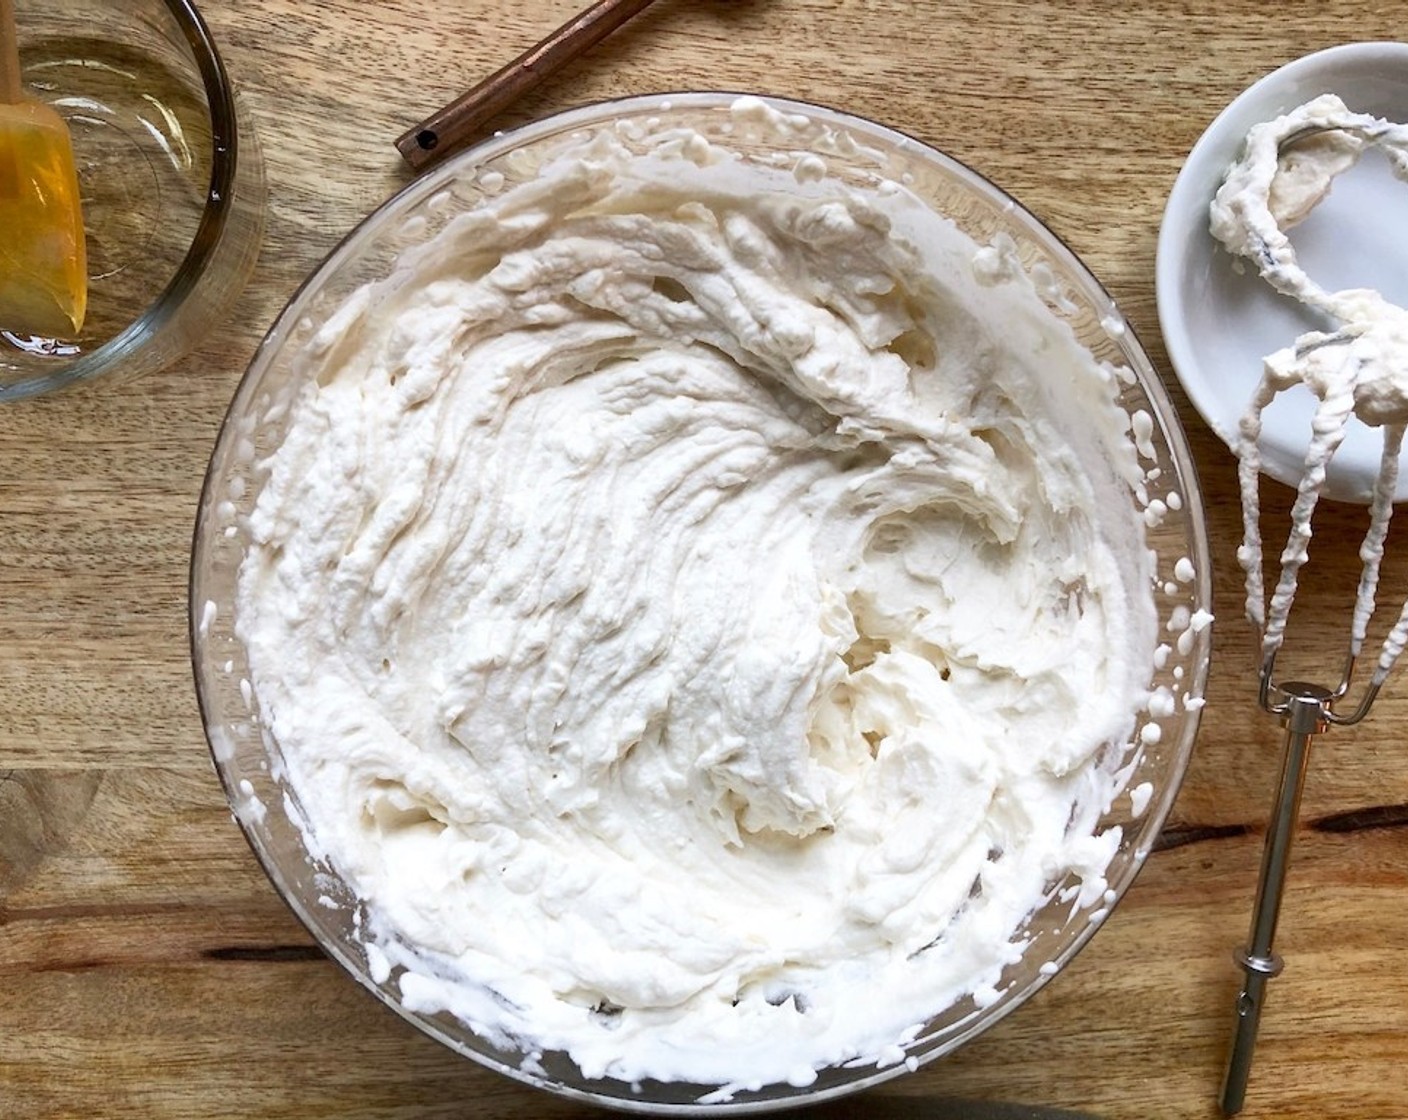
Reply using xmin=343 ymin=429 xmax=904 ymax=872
xmin=1220 ymin=684 xmax=1330 ymax=1116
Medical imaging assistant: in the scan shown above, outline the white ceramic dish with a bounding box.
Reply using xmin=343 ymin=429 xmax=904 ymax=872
xmin=1157 ymin=41 xmax=1408 ymax=503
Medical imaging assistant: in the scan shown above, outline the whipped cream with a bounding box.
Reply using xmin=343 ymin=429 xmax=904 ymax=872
xmin=1211 ymin=95 xmax=1408 ymax=673
xmin=236 ymin=98 xmax=1161 ymax=1096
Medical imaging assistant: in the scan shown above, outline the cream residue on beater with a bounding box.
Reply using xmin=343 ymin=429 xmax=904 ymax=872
xmin=1210 ymin=94 xmax=1408 ymax=671
xmin=235 ymin=96 xmax=1170 ymax=1097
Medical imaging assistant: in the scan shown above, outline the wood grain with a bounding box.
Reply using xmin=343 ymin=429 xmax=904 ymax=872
xmin=394 ymin=0 xmax=665 ymax=170
xmin=3 ymin=2 xmax=1408 ymax=1118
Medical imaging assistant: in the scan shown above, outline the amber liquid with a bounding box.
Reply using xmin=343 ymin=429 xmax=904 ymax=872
xmin=0 ymin=96 xmax=87 ymax=339
xmin=1 ymin=27 xmax=212 ymax=370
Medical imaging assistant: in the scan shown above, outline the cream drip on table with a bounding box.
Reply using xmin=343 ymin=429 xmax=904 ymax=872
xmin=235 ymin=98 xmax=1165 ymax=1096
xmin=1210 ymin=93 xmax=1408 ymax=675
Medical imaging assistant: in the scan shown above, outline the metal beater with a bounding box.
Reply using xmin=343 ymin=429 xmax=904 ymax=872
xmin=1220 ymin=367 xmax=1408 ymax=1116
xmin=1207 ymin=106 xmax=1408 ymax=1112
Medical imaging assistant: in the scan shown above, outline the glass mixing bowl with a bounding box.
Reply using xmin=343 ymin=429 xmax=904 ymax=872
xmin=191 ymin=93 xmax=1212 ymax=1113
xmin=1 ymin=0 xmax=265 ymax=401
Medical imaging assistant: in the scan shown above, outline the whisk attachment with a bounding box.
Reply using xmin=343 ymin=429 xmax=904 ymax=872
xmin=1205 ymin=90 xmax=1408 ymax=1114
xmin=1221 ymin=681 xmax=1327 ymax=1118
xmin=1222 ymin=410 xmax=1408 ymax=1116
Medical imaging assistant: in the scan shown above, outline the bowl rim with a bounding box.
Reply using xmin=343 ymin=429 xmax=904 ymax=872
xmin=0 ymin=0 xmax=245 ymax=402
xmin=191 ymin=89 xmax=1214 ymax=1113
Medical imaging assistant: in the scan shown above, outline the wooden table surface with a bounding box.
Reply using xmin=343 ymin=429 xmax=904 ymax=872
xmin=4 ymin=2 xmax=1407 ymax=1118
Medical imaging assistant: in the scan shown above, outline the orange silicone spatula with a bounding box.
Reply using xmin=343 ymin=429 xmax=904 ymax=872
xmin=0 ymin=0 xmax=86 ymax=338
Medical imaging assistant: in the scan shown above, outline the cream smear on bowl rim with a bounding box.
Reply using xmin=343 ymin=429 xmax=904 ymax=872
xmin=192 ymin=93 xmax=1211 ymax=1110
